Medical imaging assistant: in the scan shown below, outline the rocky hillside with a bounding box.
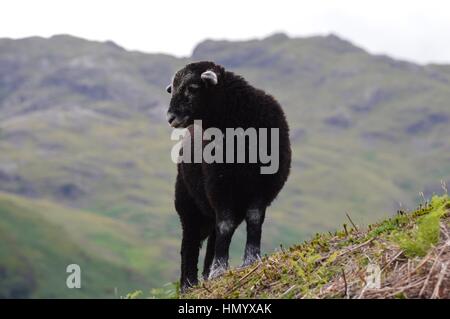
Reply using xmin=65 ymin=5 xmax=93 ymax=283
xmin=1 ymin=33 xmax=450 ymax=297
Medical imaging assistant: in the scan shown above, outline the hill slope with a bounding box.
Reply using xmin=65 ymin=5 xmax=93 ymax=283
xmin=0 ymin=191 xmax=166 ymax=298
xmin=184 ymin=195 xmax=450 ymax=299
xmin=1 ymin=33 xmax=450 ymax=296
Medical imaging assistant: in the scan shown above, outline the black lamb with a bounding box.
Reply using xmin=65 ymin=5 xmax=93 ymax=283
xmin=165 ymin=61 xmax=291 ymax=291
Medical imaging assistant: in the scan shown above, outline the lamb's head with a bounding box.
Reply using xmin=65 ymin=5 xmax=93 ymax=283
xmin=165 ymin=61 xmax=223 ymax=128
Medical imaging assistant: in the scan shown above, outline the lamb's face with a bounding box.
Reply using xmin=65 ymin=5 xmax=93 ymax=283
xmin=166 ymin=61 xmax=219 ymax=128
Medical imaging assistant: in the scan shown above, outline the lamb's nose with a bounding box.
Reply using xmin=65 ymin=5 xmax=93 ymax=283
xmin=166 ymin=112 xmax=176 ymax=125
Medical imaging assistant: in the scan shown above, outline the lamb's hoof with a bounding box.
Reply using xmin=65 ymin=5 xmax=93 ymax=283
xmin=240 ymin=261 xmax=254 ymax=269
xmin=180 ymin=278 xmax=198 ymax=293
xmin=240 ymin=255 xmax=261 ymax=268
xmin=208 ymin=264 xmax=227 ymax=280
xmin=180 ymin=285 xmax=189 ymax=294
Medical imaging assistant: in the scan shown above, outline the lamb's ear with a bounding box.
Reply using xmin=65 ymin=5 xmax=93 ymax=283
xmin=166 ymin=84 xmax=172 ymax=94
xmin=200 ymin=70 xmax=218 ymax=86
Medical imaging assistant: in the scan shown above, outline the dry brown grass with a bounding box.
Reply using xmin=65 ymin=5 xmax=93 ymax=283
xmin=318 ymin=220 xmax=449 ymax=299
xmin=183 ymin=195 xmax=450 ymax=299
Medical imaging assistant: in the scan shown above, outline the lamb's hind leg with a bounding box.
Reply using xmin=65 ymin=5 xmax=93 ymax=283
xmin=209 ymin=211 xmax=239 ymax=279
xmin=242 ymin=206 xmax=266 ymax=267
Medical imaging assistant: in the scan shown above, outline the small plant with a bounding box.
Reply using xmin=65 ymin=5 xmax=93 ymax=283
xmin=123 ymin=290 xmax=143 ymax=299
xmin=395 ymin=195 xmax=448 ymax=257
xmin=441 ymin=179 xmax=448 ymax=194
xmin=148 ymin=282 xmax=180 ymax=299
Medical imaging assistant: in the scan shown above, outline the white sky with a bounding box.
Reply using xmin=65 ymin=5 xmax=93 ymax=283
xmin=1 ymin=0 xmax=450 ymax=64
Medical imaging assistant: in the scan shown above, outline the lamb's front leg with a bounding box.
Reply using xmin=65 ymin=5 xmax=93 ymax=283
xmin=202 ymin=230 xmax=216 ymax=279
xmin=242 ymin=207 xmax=266 ymax=267
xmin=180 ymin=229 xmax=201 ymax=292
xmin=209 ymin=212 xmax=238 ymax=279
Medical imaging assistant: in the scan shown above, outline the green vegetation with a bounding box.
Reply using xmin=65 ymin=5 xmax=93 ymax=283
xmin=395 ymin=195 xmax=449 ymax=257
xmin=0 ymin=34 xmax=449 ymax=297
xmin=183 ymin=195 xmax=450 ymax=299
xmin=0 ymin=192 xmax=162 ymax=298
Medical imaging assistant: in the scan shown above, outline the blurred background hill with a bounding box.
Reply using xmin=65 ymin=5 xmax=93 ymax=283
xmin=0 ymin=33 xmax=449 ymax=297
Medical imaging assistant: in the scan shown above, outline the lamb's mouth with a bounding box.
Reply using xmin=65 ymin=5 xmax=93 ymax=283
xmin=169 ymin=116 xmax=190 ymax=128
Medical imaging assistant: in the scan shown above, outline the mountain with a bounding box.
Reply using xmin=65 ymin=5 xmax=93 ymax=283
xmin=0 ymin=33 xmax=449 ymax=297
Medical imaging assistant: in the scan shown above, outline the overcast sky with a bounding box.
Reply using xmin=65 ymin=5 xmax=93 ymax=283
xmin=1 ymin=0 xmax=450 ymax=64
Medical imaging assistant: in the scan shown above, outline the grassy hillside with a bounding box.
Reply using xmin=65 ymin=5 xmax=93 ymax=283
xmin=184 ymin=195 xmax=450 ymax=299
xmin=1 ymin=33 xmax=450 ymax=297
xmin=0 ymin=191 xmax=168 ymax=298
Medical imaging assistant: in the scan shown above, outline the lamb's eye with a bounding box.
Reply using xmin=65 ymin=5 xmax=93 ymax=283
xmin=187 ymin=84 xmax=200 ymax=94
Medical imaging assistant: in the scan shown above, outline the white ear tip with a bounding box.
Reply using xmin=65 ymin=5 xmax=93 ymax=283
xmin=201 ymin=70 xmax=218 ymax=85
